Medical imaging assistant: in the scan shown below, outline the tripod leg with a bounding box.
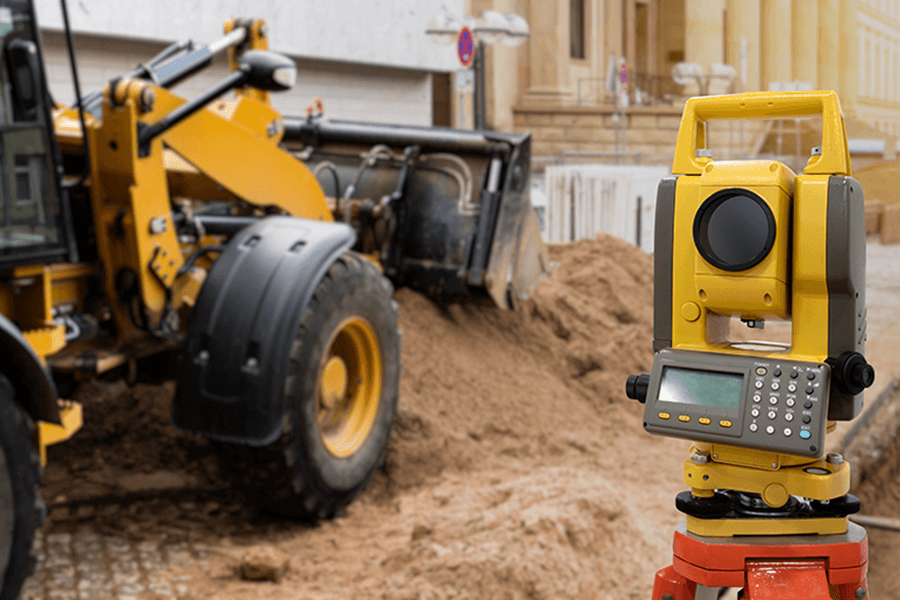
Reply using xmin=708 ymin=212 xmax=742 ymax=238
xmin=651 ymin=565 xmax=697 ymax=600
xmin=744 ymin=559 xmax=831 ymax=600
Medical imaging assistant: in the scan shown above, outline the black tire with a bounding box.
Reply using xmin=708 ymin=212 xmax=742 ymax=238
xmin=218 ymin=252 xmax=400 ymax=518
xmin=0 ymin=374 xmax=45 ymax=600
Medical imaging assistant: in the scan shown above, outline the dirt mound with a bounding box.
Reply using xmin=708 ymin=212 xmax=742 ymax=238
xmin=40 ymin=234 xmax=688 ymax=598
xmin=372 ymin=235 xmax=655 ymax=496
xmin=848 ymin=378 xmax=900 ymax=600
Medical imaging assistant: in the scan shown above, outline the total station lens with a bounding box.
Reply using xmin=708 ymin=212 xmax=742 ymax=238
xmin=693 ymin=189 xmax=776 ymax=272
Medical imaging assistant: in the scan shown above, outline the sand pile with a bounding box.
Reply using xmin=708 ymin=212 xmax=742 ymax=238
xmin=846 ymin=379 xmax=900 ymax=600
xmin=42 ymin=234 xmax=689 ymax=599
xmin=375 ymin=235 xmax=656 ymax=495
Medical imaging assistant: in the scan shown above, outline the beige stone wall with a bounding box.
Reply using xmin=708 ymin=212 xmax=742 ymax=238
xmin=492 ymin=0 xmax=900 ymax=161
xmin=514 ymin=106 xmax=683 ymax=160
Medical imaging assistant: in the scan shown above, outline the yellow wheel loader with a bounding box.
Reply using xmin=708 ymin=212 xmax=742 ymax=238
xmin=0 ymin=2 xmax=549 ymax=596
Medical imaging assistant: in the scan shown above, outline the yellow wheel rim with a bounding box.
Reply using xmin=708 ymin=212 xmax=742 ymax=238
xmin=316 ymin=317 xmax=382 ymax=458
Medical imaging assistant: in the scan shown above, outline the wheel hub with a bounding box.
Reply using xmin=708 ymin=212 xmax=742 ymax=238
xmin=316 ymin=317 xmax=383 ymax=458
xmin=319 ymin=356 xmax=348 ymax=410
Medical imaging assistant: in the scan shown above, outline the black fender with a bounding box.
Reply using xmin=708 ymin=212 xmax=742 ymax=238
xmin=173 ymin=216 xmax=356 ymax=445
xmin=0 ymin=313 xmax=59 ymax=424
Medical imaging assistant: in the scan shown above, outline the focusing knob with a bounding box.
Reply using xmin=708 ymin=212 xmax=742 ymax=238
xmin=829 ymin=352 xmax=875 ymax=396
xmin=626 ymin=373 xmax=651 ymax=403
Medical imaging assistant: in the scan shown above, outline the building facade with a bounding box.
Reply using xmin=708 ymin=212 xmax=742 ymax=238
xmin=31 ymin=0 xmax=900 ymax=162
xmin=466 ymin=0 xmax=899 ymax=162
xmin=35 ymin=0 xmax=464 ymax=127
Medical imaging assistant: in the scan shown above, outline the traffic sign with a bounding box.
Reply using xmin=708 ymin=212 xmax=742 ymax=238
xmin=458 ymin=27 xmax=474 ymax=67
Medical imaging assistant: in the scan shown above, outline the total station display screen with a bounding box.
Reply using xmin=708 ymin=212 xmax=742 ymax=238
xmin=658 ymin=366 xmax=744 ymax=410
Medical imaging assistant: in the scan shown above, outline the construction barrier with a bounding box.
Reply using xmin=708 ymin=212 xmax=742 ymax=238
xmin=540 ymin=164 xmax=670 ymax=252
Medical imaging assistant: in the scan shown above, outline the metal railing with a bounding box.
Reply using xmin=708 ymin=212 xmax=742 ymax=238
xmin=576 ymin=73 xmax=687 ymax=106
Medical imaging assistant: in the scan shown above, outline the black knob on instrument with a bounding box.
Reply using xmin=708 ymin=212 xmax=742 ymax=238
xmin=829 ymin=352 xmax=875 ymax=396
xmin=626 ymin=373 xmax=651 ymax=403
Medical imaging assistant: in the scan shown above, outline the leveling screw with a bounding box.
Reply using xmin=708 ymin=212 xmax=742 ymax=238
xmin=856 ymin=587 xmax=866 ymax=599
xmin=691 ymin=452 xmax=709 ymax=464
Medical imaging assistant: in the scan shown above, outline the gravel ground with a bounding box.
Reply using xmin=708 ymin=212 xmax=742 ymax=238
xmin=21 ymin=532 xmax=209 ymax=600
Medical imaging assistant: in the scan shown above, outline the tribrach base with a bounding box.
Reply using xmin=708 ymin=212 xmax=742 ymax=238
xmin=650 ymin=521 xmax=868 ymax=600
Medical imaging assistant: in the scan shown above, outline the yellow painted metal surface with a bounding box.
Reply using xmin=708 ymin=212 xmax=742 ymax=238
xmin=691 ymin=443 xmax=813 ymax=470
xmin=22 ymin=325 xmax=66 ymax=361
xmin=227 ymin=96 xmax=285 ymax=145
xmin=790 ymin=175 xmax=833 ymax=361
xmin=686 ymin=515 xmax=847 ymax=537
xmin=673 ymin=91 xmax=851 ymax=176
xmin=684 ymin=454 xmax=849 ymax=502
xmin=668 ymin=164 xmax=833 ymax=363
xmin=133 ymin=83 xmax=330 ymax=221
xmin=37 ymin=403 xmax=83 ymax=466
xmin=89 ymin=86 xmax=184 ymax=336
xmin=51 ymin=106 xmax=97 ymax=156
xmin=317 ymin=318 xmax=383 ymax=458
xmin=169 ymin=266 xmax=206 ymax=310
xmin=164 ymin=149 xmax=243 ymax=203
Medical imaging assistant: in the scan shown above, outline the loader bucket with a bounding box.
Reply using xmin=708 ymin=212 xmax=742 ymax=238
xmin=282 ymin=119 xmax=550 ymax=308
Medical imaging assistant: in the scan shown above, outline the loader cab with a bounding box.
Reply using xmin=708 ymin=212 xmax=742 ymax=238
xmin=0 ymin=0 xmax=74 ymax=269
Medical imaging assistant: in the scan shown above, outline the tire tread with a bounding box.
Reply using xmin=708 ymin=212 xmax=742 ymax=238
xmin=0 ymin=376 xmax=44 ymax=600
xmin=218 ymin=252 xmax=399 ymax=519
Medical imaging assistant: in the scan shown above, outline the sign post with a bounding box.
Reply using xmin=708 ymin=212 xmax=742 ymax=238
xmin=457 ymin=26 xmax=478 ymax=130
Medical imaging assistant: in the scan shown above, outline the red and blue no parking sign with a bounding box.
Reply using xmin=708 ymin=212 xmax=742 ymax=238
xmin=458 ymin=26 xmax=474 ymax=67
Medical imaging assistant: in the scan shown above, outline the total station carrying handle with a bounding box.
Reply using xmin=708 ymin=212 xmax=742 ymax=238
xmin=672 ymin=90 xmax=851 ymax=177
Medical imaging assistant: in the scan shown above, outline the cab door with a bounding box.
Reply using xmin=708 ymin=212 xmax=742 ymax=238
xmin=0 ymin=0 xmax=75 ymax=269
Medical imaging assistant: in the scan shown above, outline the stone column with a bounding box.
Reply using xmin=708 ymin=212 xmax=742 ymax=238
xmin=483 ymin=0 xmax=520 ymax=130
xmin=647 ymin=0 xmax=659 ymax=77
xmin=606 ymin=0 xmax=624 ymax=58
xmin=817 ymin=0 xmax=840 ymax=93
xmin=761 ymin=0 xmax=792 ymax=89
xmin=684 ymin=0 xmax=724 ymax=69
xmin=625 ymin=0 xmax=637 ymax=75
xmin=520 ymin=0 xmax=572 ymax=104
xmin=726 ymin=0 xmax=761 ymax=92
xmin=684 ymin=0 xmax=724 ymax=95
xmin=838 ymin=0 xmax=859 ymax=111
xmin=792 ymin=0 xmax=818 ymax=86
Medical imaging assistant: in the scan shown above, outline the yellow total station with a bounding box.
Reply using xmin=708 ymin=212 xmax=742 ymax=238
xmin=626 ymin=91 xmax=874 ymax=537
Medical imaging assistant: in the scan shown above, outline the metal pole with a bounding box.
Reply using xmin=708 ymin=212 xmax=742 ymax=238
xmin=474 ymin=41 xmax=487 ymax=130
xmin=635 ymin=195 xmax=642 ymax=249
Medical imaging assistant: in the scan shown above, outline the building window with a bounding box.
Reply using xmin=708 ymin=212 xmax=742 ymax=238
xmin=570 ymin=0 xmax=585 ymax=59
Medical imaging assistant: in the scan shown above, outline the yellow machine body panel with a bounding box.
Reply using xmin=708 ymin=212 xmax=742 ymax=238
xmin=670 ymin=164 xmax=832 ymax=364
xmin=160 ymin=95 xmax=329 ymax=219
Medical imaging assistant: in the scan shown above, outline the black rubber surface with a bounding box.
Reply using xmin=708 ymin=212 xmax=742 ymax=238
xmin=216 ymin=252 xmax=400 ymax=519
xmin=0 ymin=374 xmax=45 ymax=600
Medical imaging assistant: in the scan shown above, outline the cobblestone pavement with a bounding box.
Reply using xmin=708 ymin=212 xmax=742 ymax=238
xmin=21 ymin=531 xmax=212 ymax=600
